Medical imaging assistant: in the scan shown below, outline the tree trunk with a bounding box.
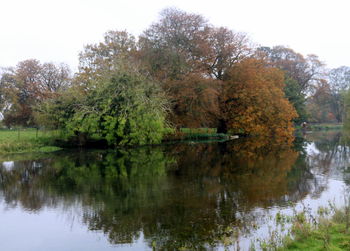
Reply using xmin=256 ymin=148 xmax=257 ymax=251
xmin=217 ymin=119 xmax=227 ymax=134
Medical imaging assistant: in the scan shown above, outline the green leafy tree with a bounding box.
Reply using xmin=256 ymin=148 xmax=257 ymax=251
xmin=284 ymin=77 xmax=307 ymax=123
xmin=77 ymin=30 xmax=138 ymax=85
xmin=36 ymin=67 xmax=169 ymax=146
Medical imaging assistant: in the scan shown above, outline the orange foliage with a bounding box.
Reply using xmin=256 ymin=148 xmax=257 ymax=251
xmin=221 ymin=58 xmax=297 ymax=139
xmin=165 ymin=74 xmax=221 ymax=128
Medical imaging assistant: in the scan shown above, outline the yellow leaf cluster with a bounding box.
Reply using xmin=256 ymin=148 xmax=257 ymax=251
xmin=222 ymin=58 xmax=297 ymax=140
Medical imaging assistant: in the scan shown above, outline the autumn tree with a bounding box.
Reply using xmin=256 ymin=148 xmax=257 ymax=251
xmin=307 ymin=78 xmax=342 ymax=123
xmin=0 ymin=59 xmax=71 ymax=127
xmin=257 ymin=46 xmax=325 ymax=123
xmin=327 ymin=66 xmax=350 ymax=122
xmin=40 ymin=62 xmax=71 ymax=92
xmin=205 ymin=27 xmax=251 ymax=80
xmin=258 ymin=46 xmax=324 ymax=93
xmin=220 ymin=58 xmax=297 ymax=138
xmin=138 ymin=8 xmax=252 ymax=129
xmin=306 ymin=66 xmax=350 ymax=123
xmin=165 ymin=74 xmax=221 ymax=128
xmin=139 ymin=8 xmax=210 ymax=81
xmin=139 ymin=8 xmax=251 ymax=82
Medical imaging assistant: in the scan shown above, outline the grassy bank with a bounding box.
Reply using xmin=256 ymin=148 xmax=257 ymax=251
xmin=309 ymin=123 xmax=343 ymax=131
xmin=282 ymin=223 xmax=350 ymax=250
xmin=164 ymin=128 xmax=231 ymax=141
xmin=295 ymin=123 xmax=343 ymax=131
xmin=0 ymin=129 xmax=62 ymax=154
xmin=281 ymin=206 xmax=350 ymax=251
xmin=251 ymin=203 xmax=350 ymax=251
xmin=0 ymin=127 xmax=232 ymax=154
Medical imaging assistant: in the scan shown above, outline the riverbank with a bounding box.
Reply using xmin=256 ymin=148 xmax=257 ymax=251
xmin=3 ymin=124 xmax=340 ymax=154
xmin=163 ymin=128 xmax=231 ymax=141
xmin=282 ymin=223 xmax=350 ymax=250
xmin=0 ymin=128 xmax=234 ymax=154
xmin=281 ymin=206 xmax=350 ymax=250
xmin=253 ymin=203 xmax=350 ymax=250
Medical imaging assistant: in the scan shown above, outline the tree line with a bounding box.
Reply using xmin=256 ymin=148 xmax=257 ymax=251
xmin=0 ymin=8 xmax=349 ymax=146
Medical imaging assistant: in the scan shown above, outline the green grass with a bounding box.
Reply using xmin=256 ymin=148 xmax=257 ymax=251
xmin=0 ymin=128 xmax=62 ymax=154
xmin=265 ymin=205 xmax=350 ymax=251
xmin=309 ymin=123 xmax=343 ymax=131
xmin=250 ymin=203 xmax=350 ymax=251
xmin=295 ymin=123 xmax=343 ymax=131
xmin=282 ymin=223 xmax=350 ymax=250
xmin=38 ymin=146 xmax=62 ymax=152
xmin=183 ymin=132 xmax=229 ymax=140
xmin=0 ymin=127 xmax=232 ymax=152
xmin=180 ymin=128 xmax=227 ymax=140
xmin=180 ymin=128 xmax=218 ymax=134
xmin=164 ymin=128 xmax=231 ymax=141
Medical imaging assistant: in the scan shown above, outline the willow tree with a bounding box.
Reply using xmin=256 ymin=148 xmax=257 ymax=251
xmin=67 ymin=69 xmax=169 ymax=146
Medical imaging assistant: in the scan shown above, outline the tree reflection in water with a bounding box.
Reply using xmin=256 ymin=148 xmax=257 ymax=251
xmin=0 ymin=132 xmax=348 ymax=249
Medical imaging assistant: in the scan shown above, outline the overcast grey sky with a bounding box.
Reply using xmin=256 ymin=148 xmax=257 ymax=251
xmin=0 ymin=0 xmax=349 ymax=70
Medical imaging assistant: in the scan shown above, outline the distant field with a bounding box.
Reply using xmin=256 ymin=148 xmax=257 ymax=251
xmin=309 ymin=123 xmax=343 ymax=131
xmin=295 ymin=123 xmax=343 ymax=131
xmin=0 ymin=128 xmax=49 ymax=140
xmin=0 ymin=129 xmax=61 ymax=154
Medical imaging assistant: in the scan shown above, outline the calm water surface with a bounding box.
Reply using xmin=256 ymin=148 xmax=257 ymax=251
xmin=0 ymin=131 xmax=349 ymax=250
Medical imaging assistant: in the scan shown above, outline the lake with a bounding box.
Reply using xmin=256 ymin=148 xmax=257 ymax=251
xmin=0 ymin=130 xmax=349 ymax=250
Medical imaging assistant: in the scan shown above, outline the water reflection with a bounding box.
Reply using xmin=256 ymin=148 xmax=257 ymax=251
xmin=0 ymin=132 xmax=349 ymax=250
